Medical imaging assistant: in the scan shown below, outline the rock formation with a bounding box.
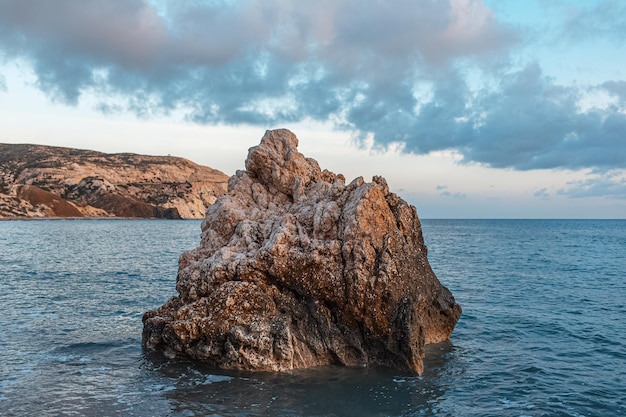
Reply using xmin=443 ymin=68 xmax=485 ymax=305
xmin=0 ymin=143 xmax=228 ymax=219
xmin=143 ymin=129 xmax=461 ymax=374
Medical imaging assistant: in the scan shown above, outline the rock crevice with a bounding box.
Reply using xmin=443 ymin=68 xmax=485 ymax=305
xmin=143 ymin=129 xmax=461 ymax=374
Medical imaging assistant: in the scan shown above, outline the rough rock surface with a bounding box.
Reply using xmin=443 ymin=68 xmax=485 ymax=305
xmin=143 ymin=129 xmax=461 ymax=374
xmin=0 ymin=143 xmax=228 ymax=219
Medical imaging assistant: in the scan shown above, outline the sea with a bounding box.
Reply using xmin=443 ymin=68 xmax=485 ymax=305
xmin=1 ymin=219 xmax=624 ymax=417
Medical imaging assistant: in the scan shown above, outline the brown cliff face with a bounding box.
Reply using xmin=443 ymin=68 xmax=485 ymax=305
xmin=142 ymin=129 xmax=461 ymax=375
xmin=0 ymin=143 xmax=228 ymax=219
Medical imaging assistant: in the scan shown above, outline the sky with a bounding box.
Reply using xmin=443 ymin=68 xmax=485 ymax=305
xmin=1 ymin=0 xmax=625 ymax=218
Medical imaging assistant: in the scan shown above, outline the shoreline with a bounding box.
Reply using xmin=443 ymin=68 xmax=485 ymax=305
xmin=1 ymin=217 xmax=623 ymax=221
xmin=0 ymin=216 xmax=201 ymax=221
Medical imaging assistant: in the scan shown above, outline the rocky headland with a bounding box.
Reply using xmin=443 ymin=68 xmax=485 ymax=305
xmin=143 ymin=129 xmax=461 ymax=375
xmin=0 ymin=143 xmax=228 ymax=219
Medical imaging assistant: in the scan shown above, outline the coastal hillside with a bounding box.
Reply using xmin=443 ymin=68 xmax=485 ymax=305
xmin=0 ymin=143 xmax=228 ymax=219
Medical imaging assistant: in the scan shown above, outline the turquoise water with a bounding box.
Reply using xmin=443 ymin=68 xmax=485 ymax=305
xmin=1 ymin=219 xmax=624 ymax=416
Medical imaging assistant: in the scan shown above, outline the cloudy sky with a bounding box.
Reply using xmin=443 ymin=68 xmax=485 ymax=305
xmin=1 ymin=0 xmax=625 ymax=218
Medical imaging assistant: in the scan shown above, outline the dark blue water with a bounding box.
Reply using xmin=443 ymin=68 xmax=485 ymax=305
xmin=1 ymin=219 xmax=624 ymax=416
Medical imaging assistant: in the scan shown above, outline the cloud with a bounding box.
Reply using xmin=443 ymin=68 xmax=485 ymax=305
xmin=0 ymin=72 xmax=5 ymax=91
xmin=440 ymin=191 xmax=467 ymax=199
xmin=0 ymin=2 xmax=512 ymax=88
xmin=0 ymin=0 xmax=624 ymax=176
xmin=461 ymin=64 xmax=626 ymax=171
xmin=562 ymin=0 xmax=626 ymax=44
xmin=534 ymin=188 xmax=549 ymax=199
xmin=557 ymin=171 xmax=626 ymax=200
xmin=602 ymin=80 xmax=626 ymax=105
xmin=437 ymin=184 xmax=466 ymax=199
xmin=349 ymin=62 xmax=626 ymax=172
xmin=0 ymin=0 xmax=516 ymax=123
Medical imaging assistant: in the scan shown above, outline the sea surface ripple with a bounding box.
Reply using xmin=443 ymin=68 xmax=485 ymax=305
xmin=1 ymin=219 xmax=624 ymax=416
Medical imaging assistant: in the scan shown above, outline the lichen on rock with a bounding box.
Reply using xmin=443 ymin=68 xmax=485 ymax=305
xmin=142 ymin=129 xmax=461 ymax=375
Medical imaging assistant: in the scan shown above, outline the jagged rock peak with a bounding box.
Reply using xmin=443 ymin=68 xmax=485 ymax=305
xmin=245 ymin=129 xmax=323 ymax=195
xmin=143 ymin=129 xmax=461 ymax=375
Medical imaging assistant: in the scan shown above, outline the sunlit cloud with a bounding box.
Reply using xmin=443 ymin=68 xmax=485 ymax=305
xmin=0 ymin=0 xmax=623 ymax=189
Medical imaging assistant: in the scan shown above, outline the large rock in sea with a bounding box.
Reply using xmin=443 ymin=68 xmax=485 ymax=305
xmin=143 ymin=129 xmax=461 ymax=374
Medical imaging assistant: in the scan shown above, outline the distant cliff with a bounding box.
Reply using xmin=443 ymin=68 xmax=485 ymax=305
xmin=0 ymin=143 xmax=229 ymax=219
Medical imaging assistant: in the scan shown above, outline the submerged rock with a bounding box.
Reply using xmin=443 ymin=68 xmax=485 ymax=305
xmin=143 ymin=129 xmax=461 ymax=374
